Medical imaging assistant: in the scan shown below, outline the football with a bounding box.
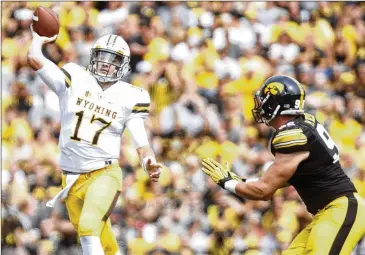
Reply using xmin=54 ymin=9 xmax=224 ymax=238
xmin=32 ymin=6 xmax=59 ymax=37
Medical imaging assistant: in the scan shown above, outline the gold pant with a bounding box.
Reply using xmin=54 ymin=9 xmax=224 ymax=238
xmin=283 ymin=193 xmax=365 ymax=255
xmin=62 ymin=163 xmax=122 ymax=255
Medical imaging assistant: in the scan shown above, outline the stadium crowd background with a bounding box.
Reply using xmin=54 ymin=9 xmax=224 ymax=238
xmin=2 ymin=1 xmax=365 ymax=254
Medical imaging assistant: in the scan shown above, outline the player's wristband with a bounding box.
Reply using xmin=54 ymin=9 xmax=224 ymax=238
xmin=224 ymin=180 xmax=239 ymax=194
xmin=141 ymin=156 xmax=156 ymax=174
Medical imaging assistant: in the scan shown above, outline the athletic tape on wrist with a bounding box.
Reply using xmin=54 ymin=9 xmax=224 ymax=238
xmin=224 ymin=180 xmax=239 ymax=194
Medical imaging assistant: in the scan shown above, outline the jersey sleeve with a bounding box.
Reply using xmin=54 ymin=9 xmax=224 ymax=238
xmin=36 ymin=61 xmax=74 ymax=98
xmin=125 ymin=117 xmax=150 ymax=148
xmin=271 ymin=123 xmax=309 ymax=154
xmin=127 ymin=89 xmax=151 ymax=120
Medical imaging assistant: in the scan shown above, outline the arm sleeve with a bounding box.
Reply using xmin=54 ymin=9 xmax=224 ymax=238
xmin=271 ymin=125 xmax=309 ymax=154
xmin=125 ymin=117 xmax=150 ymax=149
xmin=127 ymin=89 xmax=151 ymax=120
xmin=36 ymin=62 xmax=69 ymax=97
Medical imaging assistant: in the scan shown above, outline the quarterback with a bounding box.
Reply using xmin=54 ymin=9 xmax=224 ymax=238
xmin=27 ymin=27 xmax=161 ymax=255
xmin=202 ymin=75 xmax=365 ymax=254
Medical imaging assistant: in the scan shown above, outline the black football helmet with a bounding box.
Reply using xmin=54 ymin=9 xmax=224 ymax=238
xmin=252 ymin=75 xmax=305 ymax=125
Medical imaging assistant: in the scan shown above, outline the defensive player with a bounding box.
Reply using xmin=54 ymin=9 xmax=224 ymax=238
xmin=201 ymin=75 xmax=365 ymax=254
xmin=27 ymin=27 xmax=161 ymax=255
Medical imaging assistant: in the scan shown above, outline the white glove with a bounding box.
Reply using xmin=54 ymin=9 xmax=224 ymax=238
xmin=30 ymin=24 xmax=58 ymax=44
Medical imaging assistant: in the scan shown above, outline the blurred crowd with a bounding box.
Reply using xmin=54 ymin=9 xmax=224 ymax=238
xmin=2 ymin=2 xmax=365 ymax=255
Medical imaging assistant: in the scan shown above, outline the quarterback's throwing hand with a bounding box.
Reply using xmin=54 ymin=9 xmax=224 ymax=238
xmin=145 ymin=159 xmax=162 ymax=182
xmin=201 ymin=158 xmax=242 ymax=188
xmin=30 ymin=24 xmax=58 ymax=44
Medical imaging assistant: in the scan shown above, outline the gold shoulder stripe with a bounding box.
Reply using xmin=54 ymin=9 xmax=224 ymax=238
xmin=132 ymin=109 xmax=149 ymax=113
xmin=273 ymin=132 xmax=307 ymax=146
xmin=274 ymin=140 xmax=307 ymax=149
xmin=132 ymin=103 xmax=150 ymax=113
xmin=60 ymin=68 xmax=71 ymax=88
xmin=304 ymin=120 xmax=314 ymax=126
xmin=133 ymin=106 xmax=149 ymax=110
xmin=132 ymin=106 xmax=149 ymax=112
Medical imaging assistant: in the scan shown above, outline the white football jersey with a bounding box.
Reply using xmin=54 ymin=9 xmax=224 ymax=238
xmin=55 ymin=63 xmax=150 ymax=172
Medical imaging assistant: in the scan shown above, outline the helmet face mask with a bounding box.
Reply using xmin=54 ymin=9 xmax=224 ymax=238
xmin=252 ymin=92 xmax=281 ymax=125
xmin=252 ymin=75 xmax=305 ymax=126
xmin=88 ymin=34 xmax=131 ymax=83
xmin=89 ymin=49 xmax=129 ymax=83
xmin=252 ymin=92 xmax=264 ymax=123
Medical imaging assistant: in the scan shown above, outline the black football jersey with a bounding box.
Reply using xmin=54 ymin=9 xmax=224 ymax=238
xmin=270 ymin=113 xmax=357 ymax=214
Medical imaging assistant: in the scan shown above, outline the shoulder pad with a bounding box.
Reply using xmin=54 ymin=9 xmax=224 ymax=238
xmin=61 ymin=62 xmax=84 ymax=73
xmin=120 ymin=81 xmax=147 ymax=93
xmin=272 ymin=125 xmax=307 ymax=150
xmin=60 ymin=63 xmax=87 ymax=88
xmin=119 ymin=82 xmax=149 ymax=104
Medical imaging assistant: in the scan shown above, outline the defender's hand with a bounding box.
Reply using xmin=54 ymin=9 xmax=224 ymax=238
xmin=201 ymin=158 xmax=242 ymax=188
xmin=30 ymin=24 xmax=58 ymax=44
xmin=145 ymin=158 xmax=162 ymax=182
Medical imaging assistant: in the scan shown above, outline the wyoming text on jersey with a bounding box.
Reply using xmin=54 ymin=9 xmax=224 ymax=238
xmin=75 ymin=97 xmax=117 ymax=119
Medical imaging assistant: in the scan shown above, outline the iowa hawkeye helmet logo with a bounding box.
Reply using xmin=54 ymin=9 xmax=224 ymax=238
xmin=264 ymin=82 xmax=284 ymax=95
